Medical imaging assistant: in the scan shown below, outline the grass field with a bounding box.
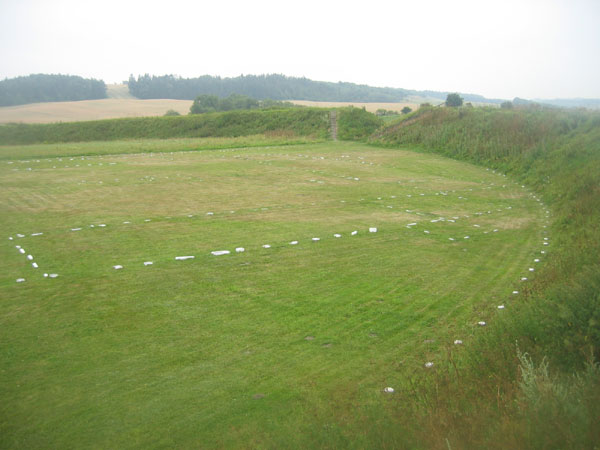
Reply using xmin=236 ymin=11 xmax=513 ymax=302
xmin=0 ymin=138 xmax=547 ymax=447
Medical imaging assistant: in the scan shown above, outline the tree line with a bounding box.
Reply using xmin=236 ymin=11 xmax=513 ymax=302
xmin=189 ymin=94 xmax=298 ymax=114
xmin=0 ymin=74 xmax=107 ymax=107
xmin=127 ymin=73 xmax=506 ymax=104
xmin=128 ymin=74 xmax=413 ymax=102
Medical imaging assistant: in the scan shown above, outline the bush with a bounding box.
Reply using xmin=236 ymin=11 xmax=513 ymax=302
xmin=445 ymin=93 xmax=463 ymax=107
xmin=337 ymin=107 xmax=383 ymax=140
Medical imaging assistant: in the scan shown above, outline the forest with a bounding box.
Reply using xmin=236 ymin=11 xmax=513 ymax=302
xmin=0 ymin=74 xmax=107 ymax=107
xmin=127 ymin=73 xmax=503 ymax=104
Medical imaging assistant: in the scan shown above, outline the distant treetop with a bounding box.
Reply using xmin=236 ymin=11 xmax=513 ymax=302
xmin=445 ymin=93 xmax=464 ymax=107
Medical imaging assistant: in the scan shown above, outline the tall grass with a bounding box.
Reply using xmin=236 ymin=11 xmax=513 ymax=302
xmin=0 ymin=108 xmax=332 ymax=145
xmin=371 ymin=106 xmax=600 ymax=448
xmin=337 ymin=106 xmax=383 ymax=140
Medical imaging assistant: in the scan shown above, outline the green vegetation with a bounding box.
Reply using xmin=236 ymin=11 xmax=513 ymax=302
xmin=126 ymin=73 xmax=505 ymax=104
xmin=337 ymin=106 xmax=383 ymax=140
xmin=1 ymin=104 xmax=598 ymax=448
xmin=372 ymin=106 xmax=600 ymax=447
xmin=189 ymin=94 xmax=297 ymax=114
xmin=445 ymin=92 xmax=464 ymax=107
xmin=163 ymin=109 xmax=181 ymax=116
xmin=0 ymin=74 xmax=107 ymax=106
xmin=190 ymin=94 xmax=259 ymax=113
xmin=1 ymin=139 xmax=544 ymax=448
xmin=0 ymin=108 xmax=331 ymax=145
xmin=0 ymin=136 xmax=321 ymax=161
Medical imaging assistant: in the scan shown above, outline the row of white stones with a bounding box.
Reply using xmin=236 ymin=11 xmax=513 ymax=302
xmin=12 ymin=243 xmax=58 ymax=282
xmin=384 ymin=195 xmax=551 ymax=392
xmin=111 ymin=229 xmax=374 ymax=269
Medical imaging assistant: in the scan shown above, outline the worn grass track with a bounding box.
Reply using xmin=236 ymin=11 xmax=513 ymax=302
xmin=0 ymin=139 xmax=546 ymax=448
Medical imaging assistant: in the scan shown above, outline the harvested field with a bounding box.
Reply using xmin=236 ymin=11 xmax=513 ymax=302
xmin=0 ymin=98 xmax=193 ymax=124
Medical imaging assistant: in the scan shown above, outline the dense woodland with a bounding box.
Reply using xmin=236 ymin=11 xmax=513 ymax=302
xmin=0 ymin=74 xmax=107 ymax=107
xmin=127 ymin=73 xmax=503 ymax=104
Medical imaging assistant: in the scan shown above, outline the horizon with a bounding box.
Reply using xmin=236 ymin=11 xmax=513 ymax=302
xmin=4 ymin=72 xmax=600 ymax=103
xmin=1 ymin=0 xmax=599 ymax=100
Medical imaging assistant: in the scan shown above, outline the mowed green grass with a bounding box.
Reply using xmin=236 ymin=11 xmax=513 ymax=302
xmin=0 ymin=139 xmax=547 ymax=448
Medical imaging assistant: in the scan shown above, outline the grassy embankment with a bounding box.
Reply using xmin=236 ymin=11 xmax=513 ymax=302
xmin=0 ymin=107 xmax=380 ymax=160
xmin=0 ymin=108 xmax=333 ymax=145
xmin=372 ymin=106 xmax=600 ymax=448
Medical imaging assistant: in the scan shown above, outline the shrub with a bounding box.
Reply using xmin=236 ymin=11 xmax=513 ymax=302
xmin=445 ymin=93 xmax=463 ymax=107
xmin=337 ymin=107 xmax=383 ymax=140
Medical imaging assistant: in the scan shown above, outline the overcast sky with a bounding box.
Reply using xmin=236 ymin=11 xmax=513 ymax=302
xmin=1 ymin=0 xmax=598 ymax=100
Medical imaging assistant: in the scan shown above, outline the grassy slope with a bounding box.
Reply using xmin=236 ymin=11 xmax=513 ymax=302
xmin=372 ymin=106 xmax=600 ymax=448
xmin=0 ymin=108 xmax=332 ymax=145
xmin=0 ymin=140 xmax=545 ymax=448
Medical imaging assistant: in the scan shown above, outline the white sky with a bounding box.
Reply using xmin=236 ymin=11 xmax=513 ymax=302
xmin=0 ymin=0 xmax=599 ymax=100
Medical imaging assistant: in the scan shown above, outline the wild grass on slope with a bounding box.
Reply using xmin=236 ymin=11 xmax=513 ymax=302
xmin=372 ymin=106 xmax=600 ymax=448
xmin=0 ymin=108 xmax=331 ymax=145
